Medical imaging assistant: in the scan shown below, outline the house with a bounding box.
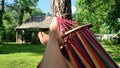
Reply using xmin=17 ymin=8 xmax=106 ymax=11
xmin=16 ymin=15 xmax=52 ymax=44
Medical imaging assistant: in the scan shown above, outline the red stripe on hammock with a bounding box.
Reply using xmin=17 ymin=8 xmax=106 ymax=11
xmin=69 ymin=39 xmax=85 ymax=68
xmin=66 ymin=41 xmax=81 ymax=68
xmin=83 ymin=28 xmax=109 ymax=58
xmin=78 ymin=30 xmax=106 ymax=68
xmin=82 ymin=28 xmax=111 ymax=67
xmin=84 ymin=28 xmax=119 ymax=67
xmin=57 ymin=17 xmax=118 ymax=67
xmin=71 ymin=34 xmax=95 ymax=68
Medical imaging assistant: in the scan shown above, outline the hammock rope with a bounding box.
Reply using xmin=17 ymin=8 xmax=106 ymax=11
xmin=57 ymin=17 xmax=78 ymax=33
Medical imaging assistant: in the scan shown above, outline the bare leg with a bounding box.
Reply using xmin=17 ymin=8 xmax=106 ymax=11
xmin=37 ymin=17 xmax=74 ymax=68
xmin=37 ymin=32 xmax=75 ymax=68
xmin=40 ymin=30 xmax=68 ymax=68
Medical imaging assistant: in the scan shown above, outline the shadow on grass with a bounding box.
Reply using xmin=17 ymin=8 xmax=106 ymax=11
xmin=0 ymin=44 xmax=45 ymax=55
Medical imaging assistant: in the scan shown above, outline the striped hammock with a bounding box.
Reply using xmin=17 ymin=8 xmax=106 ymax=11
xmin=57 ymin=17 xmax=119 ymax=68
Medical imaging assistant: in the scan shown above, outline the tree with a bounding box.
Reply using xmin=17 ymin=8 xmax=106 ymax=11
xmin=75 ymin=0 xmax=120 ymax=33
xmin=51 ymin=0 xmax=72 ymax=32
xmin=51 ymin=0 xmax=72 ymax=20
xmin=1 ymin=0 xmax=43 ymax=42
xmin=51 ymin=0 xmax=72 ymax=59
xmin=107 ymin=0 xmax=120 ymax=33
xmin=11 ymin=0 xmax=39 ymax=26
xmin=2 ymin=6 xmax=19 ymax=42
xmin=0 ymin=0 xmax=4 ymax=27
xmin=0 ymin=0 xmax=5 ymax=43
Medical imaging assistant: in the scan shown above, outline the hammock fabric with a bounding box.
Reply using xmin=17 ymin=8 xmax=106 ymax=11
xmin=57 ymin=17 xmax=119 ymax=68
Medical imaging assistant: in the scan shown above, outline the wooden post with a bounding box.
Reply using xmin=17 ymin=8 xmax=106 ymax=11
xmin=16 ymin=31 xmax=18 ymax=43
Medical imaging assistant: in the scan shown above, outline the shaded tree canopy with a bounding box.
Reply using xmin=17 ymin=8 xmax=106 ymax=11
xmin=0 ymin=0 xmax=4 ymax=27
xmin=75 ymin=0 xmax=120 ymax=33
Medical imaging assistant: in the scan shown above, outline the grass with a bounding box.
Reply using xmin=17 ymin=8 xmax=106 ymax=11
xmin=0 ymin=43 xmax=45 ymax=68
xmin=101 ymin=43 xmax=120 ymax=66
xmin=0 ymin=42 xmax=120 ymax=68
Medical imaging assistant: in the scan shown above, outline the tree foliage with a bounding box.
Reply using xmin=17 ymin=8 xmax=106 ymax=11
xmin=0 ymin=0 xmax=4 ymax=27
xmin=107 ymin=0 xmax=120 ymax=33
xmin=9 ymin=0 xmax=39 ymax=26
xmin=0 ymin=0 xmax=44 ymax=42
xmin=75 ymin=0 xmax=120 ymax=33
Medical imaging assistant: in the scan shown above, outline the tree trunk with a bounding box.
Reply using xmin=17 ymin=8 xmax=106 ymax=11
xmin=51 ymin=0 xmax=72 ymax=60
xmin=51 ymin=0 xmax=72 ymax=20
xmin=18 ymin=8 xmax=24 ymax=26
xmin=0 ymin=0 xmax=4 ymax=27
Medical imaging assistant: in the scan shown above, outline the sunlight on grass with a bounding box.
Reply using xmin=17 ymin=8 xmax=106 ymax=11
xmin=0 ymin=43 xmax=120 ymax=67
xmin=0 ymin=44 xmax=45 ymax=68
xmin=0 ymin=53 xmax=43 ymax=68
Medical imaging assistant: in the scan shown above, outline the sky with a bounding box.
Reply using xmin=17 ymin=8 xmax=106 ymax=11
xmin=6 ymin=0 xmax=76 ymax=14
xmin=37 ymin=0 xmax=76 ymax=14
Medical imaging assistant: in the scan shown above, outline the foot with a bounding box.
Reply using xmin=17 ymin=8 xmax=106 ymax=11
xmin=38 ymin=32 xmax=49 ymax=46
xmin=38 ymin=17 xmax=63 ymax=46
xmin=38 ymin=31 xmax=63 ymax=47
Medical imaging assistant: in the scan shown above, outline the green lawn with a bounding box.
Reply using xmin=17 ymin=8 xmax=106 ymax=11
xmin=0 ymin=43 xmax=45 ymax=68
xmin=0 ymin=42 xmax=120 ymax=68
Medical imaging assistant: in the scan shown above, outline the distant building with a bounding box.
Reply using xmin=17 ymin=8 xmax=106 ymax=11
xmin=16 ymin=15 xmax=52 ymax=44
